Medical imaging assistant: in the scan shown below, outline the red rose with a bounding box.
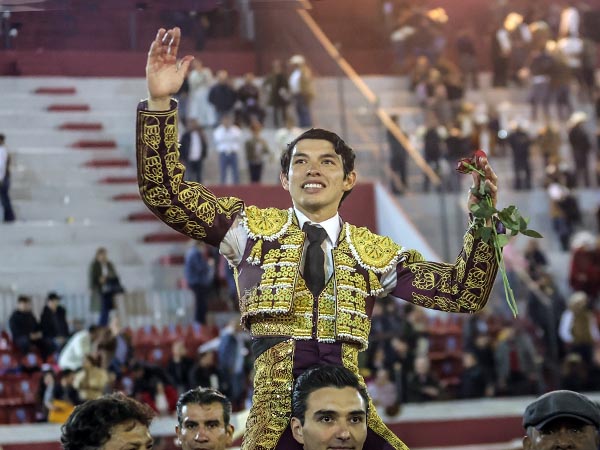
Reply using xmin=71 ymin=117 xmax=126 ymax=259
xmin=473 ymin=149 xmax=487 ymax=163
xmin=456 ymin=158 xmax=474 ymax=174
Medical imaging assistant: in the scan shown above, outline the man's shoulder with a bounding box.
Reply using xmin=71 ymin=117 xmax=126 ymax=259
xmin=242 ymin=206 xmax=293 ymax=240
xmin=342 ymin=223 xmax=404 ymax=273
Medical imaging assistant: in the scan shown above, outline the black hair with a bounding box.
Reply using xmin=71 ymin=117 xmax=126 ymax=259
xmin=176 ymin=387 xmax=232 ymax=427
xmin=17 ymin=295 xmax=31 ymax=304
xmin=292 ymin=364 xmax=369 ymax=425
xmin=280 ymin=128 xmax=356 ymax=204
xmin=60 ymin=392 xmax=155 ymax=450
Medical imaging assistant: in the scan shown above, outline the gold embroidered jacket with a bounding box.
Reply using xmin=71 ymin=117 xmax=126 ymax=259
xmin=136 ymin=102 xmax=498 ymax=347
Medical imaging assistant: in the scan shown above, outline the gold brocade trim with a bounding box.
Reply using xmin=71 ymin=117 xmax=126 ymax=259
xmin=345 ymin=224 xmax=403 ymax=273
xmin=406 ymin=229 xmax=496 ymax=313
xmin=242 ymin=206 xmax=293 ymax=241
xmin=138 ymin=106 xmax=244 ymax=245
xmin=341 ymin=344 xmax=409 ymax=450
xmin=242 ymin=340 xmax=295 ymax=450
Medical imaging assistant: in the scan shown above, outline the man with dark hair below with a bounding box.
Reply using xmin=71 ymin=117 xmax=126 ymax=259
xmin=522 ymin=390 xmax=600 ymax=450
xmin=137 ymin=27 xmax=500 ymax=450
xmin=175 ymin=387 xmax=234 ymax=450
xmin=60 ymin=392 xmax=155 ymax=450
xmin=291 ymin=365 xmax=368 ymax=450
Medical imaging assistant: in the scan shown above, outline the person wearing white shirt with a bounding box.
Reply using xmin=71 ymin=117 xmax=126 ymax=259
xmin=0 ymin=134 xmax=15 ymax=222
xmin=213 ymin=115 xmax=243 ymax=184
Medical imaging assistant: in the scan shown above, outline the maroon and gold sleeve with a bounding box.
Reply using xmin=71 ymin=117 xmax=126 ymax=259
xmin=136 ymin=100 xmax=244 ymax=247
xmin=391 ymin=226 xmax=498 ymax=313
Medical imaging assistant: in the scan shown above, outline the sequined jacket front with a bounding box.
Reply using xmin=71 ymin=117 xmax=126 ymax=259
xmin=136 ymin=102 xmax=499 ymax=350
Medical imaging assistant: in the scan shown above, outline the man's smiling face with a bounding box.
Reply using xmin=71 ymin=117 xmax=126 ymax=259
xmin=280 ymin=138 xmax=356 ymax=222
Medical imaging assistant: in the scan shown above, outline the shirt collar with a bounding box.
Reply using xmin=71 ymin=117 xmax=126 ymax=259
xmin=294 ymin=208 xmax=341 ymax=245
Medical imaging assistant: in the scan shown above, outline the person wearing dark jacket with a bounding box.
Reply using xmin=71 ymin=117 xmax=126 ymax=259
xmin=208 ymin=70 xmax=237 ymax=125
xmin=567 ymin=112 xmax=592 ymax=188
xmin=89 ymin=247 xmax=122 ymax=327
xmin=179 ymin=119 xmax=208 ymax=183
xmin=9 ymin=295 xmax=48 ymax=357
xmin=40 ymin=292 xmax=70 ymax=355
xmin=507 ymin=124 xmax=532 ymax=190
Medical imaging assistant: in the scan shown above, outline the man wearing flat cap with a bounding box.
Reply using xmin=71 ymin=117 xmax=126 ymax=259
xmin=523 ymin=390 xmax=600 ymax=449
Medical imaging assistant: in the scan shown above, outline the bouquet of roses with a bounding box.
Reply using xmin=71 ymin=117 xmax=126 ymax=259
xmin=457 ymin=150 xmax=542 ymax=317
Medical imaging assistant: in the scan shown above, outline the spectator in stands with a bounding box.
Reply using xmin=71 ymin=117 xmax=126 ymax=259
xmin=131 ymin=361 xmax=178 ymax=415
xmin=569 ymin=231 xmax=600 ymax=302
xmin=8 ymin=295 xmax=47 ymax=358
xmin=213 ymin=114 xmax=243 ymax=185
xmin=166 ymin=340 xmax=195 ymax=394
xmin=58 ymin=325 xmax=102 ymax=371
xmin=456 ymin=30 xmax=479 ymax=90
xmin=217 ymin=315 xmax=250 ymax=410
xmin=421 ymin=113 xmax=445 ymax=192
xmin=107 ymin=314 xmax=132 ymax=376
xmin=535 ymin=123 xmax=561 ymax=168
xmin=567 ymin=111 xmax=592 ymax=188
xmin=189 ymin=350 xmax=220 ymax=392
xmin=0 ymin=133 xmax=15 ymax=222
xmin=507 ymin=122 xmax=532 ymax=190
xmin=559 ymin=291 xmax=600 ymax=364
xmin=73 ymin=354 xmax=110 ymax=401
xmin=491 ymin=17 xmax=512 ymax=87
xmin=458 ymin=351 xmax=489 ymax=399
xmin=208 ymin=70 xmax=237 ymax=125
xmin=524 ymin=239 xmax=549 ymax=280
xmin=180 ymin=119 xmax=208 ymax=183
xmin=40 ymin=291 xmax=70 ymax=355
xmin=244 ymin=120 xmax=271 ymax=184
xmin=187 ymin=59 xmax=215 ymax=128
xmin=291 ymin=365 xmax=368 ymax=450
xmin=60 ymin=392 xmax=155 ymax=450
xmin=237 ymin=72 xmax=265 ymax=126
xmin=560 ymin=353 xmax=588 ymax=392
xmin=546 ymin=167 xmax=576 ymax=251
xmin=386 ymin=115 xmax=409 ymax=195
xmin=47 ymin=368 xmax=81 ymax=424
xmin=288 ymin=54 xmax=314 ymax=127
xmin=527 ymin=43 xmax=554 ymax=121
xmin=367 ymin=368 xmax=398 ymax=412
xmin=184 ymin=240 xmax=216 ymax=325
xmin=175 ymin=387 xmax=234 ymax=450
xmin=406 ymin=356 xmax=442 ymax=403
xmin=522 ymin=390 xmax=600 ymax=450
xmin=274 ymin=116 xmax=303 ymax=154
xmin=263 ymin=59 xmax=290 ymax=128
xmin=36 ymin=369 xmax=56 ymax=422
xmin=495 ymin=324 xmax=542 ymax=396
xmin=89 ymin=247 xmax=123 ymax=327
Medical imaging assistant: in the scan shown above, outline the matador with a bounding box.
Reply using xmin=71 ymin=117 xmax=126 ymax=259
xmin=137 ymin=27 xmax=500 ymax=450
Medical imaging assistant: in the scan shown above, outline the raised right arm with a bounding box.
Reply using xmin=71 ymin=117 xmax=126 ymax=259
xmin=137 ymin=28 xmax=244 ymax=246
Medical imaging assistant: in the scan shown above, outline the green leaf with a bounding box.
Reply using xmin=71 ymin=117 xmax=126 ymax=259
xmin=522 ymin=229 xmax=543 ymax=238
xmin=496 ymin=234 xmax=509 ymax=248
xmin=476 ymin=226 xmax=492 ymax=243
xmin=519 ymin=216 xmax=528 ymax=232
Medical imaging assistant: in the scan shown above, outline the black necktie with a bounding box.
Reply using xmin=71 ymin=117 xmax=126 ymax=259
xmin=303 ymin=223 xmax=328 ymax=297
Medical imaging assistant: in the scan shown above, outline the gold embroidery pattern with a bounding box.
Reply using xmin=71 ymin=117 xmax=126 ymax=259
xmin=243 ymin=206 xmax=292 ymax=240
xmin=242 ymin=340 xmax=294 ymax=450
xmin=346 ymin=224 xmax=403 ymax=273
xmin=406 ymin=229 xmax=497 ymax=313
xmin=137 ymin=107 xmax=244 ymax=244
xmin=143 ymin=154 xmax=163 ymax=185
xmin=341 ymin=344 xmax=409 ymax=450
xmin=142 ymin=116 xmax=160 ymax=151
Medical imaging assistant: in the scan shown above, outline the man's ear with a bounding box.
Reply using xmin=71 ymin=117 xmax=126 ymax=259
xmin=290 ymin=417 xmax=304 ymax=444
xmin=343 ymin=170 xmax=357 ymax=192
xmin=225 ymin=424 xmax=235 ymax=444
xmin=174 ymin=426 xmax=182 ymax=447
xmin=280 ymin=172 xmax=290 ymax=191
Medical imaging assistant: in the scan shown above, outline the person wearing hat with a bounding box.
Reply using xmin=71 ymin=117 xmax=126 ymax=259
xmin=523 ymin=390 xmax=600 ymax=449
xmin=40 ymin=291 xmax=70 ymax=355
xmin=567 ymin=111 xmax=592 ymax=188
xmin=288 ymin=53 xmax=314 ymax=128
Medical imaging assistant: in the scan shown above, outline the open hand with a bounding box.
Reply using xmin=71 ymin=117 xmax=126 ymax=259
xmin=146 ymin=27 xmax=194 ymax=110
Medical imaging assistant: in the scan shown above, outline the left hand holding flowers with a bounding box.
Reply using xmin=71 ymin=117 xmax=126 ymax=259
xmin=457 ymin=149 xmax=542 ymax=317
